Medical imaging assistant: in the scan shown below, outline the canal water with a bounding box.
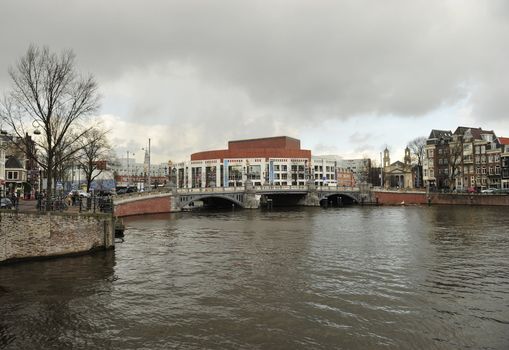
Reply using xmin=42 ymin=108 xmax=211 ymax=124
xmin=1 ymin=206 xmax=508 ymax=349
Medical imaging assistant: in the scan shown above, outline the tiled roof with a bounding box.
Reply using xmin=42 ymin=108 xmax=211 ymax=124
xmin=5 ymin=156 xmax=23 ymax=169
xmin=499 ymin=137 xmax=509 ymax=145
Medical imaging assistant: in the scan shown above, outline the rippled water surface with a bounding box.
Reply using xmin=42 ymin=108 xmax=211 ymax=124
xmin=1 ymin=206 xmax=509 ymax=349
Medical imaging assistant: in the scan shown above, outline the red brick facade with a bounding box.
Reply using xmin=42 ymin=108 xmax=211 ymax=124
xmin=373 ymin=191 xmax=509 ymax=206
xmin=191 ymin=136 xmax=311 ymax=161
xmin=228 ymin=136 xmax=301 ymax=150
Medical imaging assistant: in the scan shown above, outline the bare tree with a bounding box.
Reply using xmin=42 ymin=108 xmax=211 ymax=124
xmin=75 ymin=127 xmax=112 ymax=192
xmin=407 ymin=136 xmax=427 ymax=187
xmin=0 ymin=45 xmax=100 ymax=197
xmin=447 ymin=138 xmax=463 ymax=190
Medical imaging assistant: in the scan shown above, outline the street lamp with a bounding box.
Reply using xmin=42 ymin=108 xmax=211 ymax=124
xmin=32 ymin=120 xmax=42 ymax=135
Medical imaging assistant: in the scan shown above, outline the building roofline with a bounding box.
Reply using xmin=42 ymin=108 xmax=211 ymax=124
xmin=228 ymin=136 xmax=300 ymax=144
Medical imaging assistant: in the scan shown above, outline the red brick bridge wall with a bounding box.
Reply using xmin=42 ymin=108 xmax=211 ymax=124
xmin=373 ymin=191 xmax=427 ymax=205
xmin=373 ymin=191 xmax=509 ymax=206
xmin=115 ymin=195 xmax=173 ymax=217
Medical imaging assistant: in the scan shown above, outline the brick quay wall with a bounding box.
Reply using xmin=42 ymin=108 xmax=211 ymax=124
xmin=114 ymin=194 xmax=173 ymax=217
xmin=373 ymin=191 xmax=509 ymax=206
xmin=0 ymin=211 xmax=114 ymax=264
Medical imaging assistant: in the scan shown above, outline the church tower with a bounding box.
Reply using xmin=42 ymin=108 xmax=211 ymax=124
xmin=383 ymin=147 xmax=390 ymax=168
xmin=404 ymin=147 xmax=411 ymax=166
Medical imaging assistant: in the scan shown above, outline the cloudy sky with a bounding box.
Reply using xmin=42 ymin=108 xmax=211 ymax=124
xmin=1 ymin=0 xmax=508 ymax=164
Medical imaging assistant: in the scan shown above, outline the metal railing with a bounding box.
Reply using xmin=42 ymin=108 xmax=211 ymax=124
xmin=36 ymin=194 xmax=114 ymax=214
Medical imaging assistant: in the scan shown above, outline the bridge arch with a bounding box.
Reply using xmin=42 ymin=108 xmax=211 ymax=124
xmin=179 ymin=193 xmax=245 ymax=209
xmin=319 ymin=192 xmax=359 ymax=207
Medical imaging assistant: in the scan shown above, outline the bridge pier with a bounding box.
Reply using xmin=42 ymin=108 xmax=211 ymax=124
xmin=170 ymin=189 xmax=182 ymax=212
xmin=298 ymin=181 xmax=321 ymax=207
xmin=243 ymin=180 xmax=260 ymax=209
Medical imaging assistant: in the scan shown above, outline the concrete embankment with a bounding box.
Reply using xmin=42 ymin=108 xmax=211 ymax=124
xmin=0 ymin=211 xmax=114 ymax=264
xmin=373 ymin=190 xmax=509 ymax=206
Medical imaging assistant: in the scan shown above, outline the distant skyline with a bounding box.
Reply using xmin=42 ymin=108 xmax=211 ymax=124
xmin=1 ymin=0 xmax=508 ymax=164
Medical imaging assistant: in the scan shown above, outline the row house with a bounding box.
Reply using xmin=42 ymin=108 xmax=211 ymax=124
xmin=424 ymin=126 xmax=506 ymax=191
xmin=500 ymin=137 xmax=509 ymax=190
xmin=0 ymin=132 xmax=38 ymax=197
xmin=423 ymin=129 xmax=454 ymax=189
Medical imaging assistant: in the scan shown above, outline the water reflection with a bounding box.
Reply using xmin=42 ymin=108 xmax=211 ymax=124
xmin=1 ymin=206 xmax=508 ymax=349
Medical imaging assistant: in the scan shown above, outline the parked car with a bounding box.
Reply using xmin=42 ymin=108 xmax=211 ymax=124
xmin=116 ymin=187 xmax=137 ymax=195
xmin=68 ymin=190 xmax=91 ymax=198
xmin=116 ymin=188 xmax=127 ymax=195
xmin=0 ymin=198 xmax=14 ymax=209
xmin=95 ymin=189 xmax=115 ymax=197
xmin=467 ymin=187 xmax=477 ymax=193
xmin=481 ymin=188 xmax=496 ymax=194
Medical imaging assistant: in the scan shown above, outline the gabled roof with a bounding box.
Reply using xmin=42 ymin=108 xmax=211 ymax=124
xmin=499 ymin=137 xmax=509 ymax=145
xmin=454 ymin=126 xmax=495 ymax=139
xmin=5 ymin=156 xmax=23 ymax=169
xmin=428 ymin=129 xmax=452 ymax=139
xmin=427 ymin=129 xmax=452 ymax=145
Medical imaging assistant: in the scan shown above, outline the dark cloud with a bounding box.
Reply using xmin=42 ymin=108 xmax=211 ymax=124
xmin=1 ymin=0 xmax=508 ymax=160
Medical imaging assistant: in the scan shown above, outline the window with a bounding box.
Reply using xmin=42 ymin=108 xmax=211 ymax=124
xmin=482 ymin=167 xmax=486 ymax=174
xmin=495 ymin=166 xmax=500 ymax=175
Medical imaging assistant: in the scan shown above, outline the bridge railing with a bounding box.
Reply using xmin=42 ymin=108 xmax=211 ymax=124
xmin=316 ymin=186 xmax=359 ymax=192
xmin=176 ymin=187 xmax=241 ymax=194
xmin=255 ymin=185 xmax=308 ymax=191
xmin=114 ymin=184 xmax=362 ymax=200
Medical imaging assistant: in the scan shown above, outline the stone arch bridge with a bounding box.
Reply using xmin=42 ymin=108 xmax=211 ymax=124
xmin=113 ymin=184 xmax=370 ymax=217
